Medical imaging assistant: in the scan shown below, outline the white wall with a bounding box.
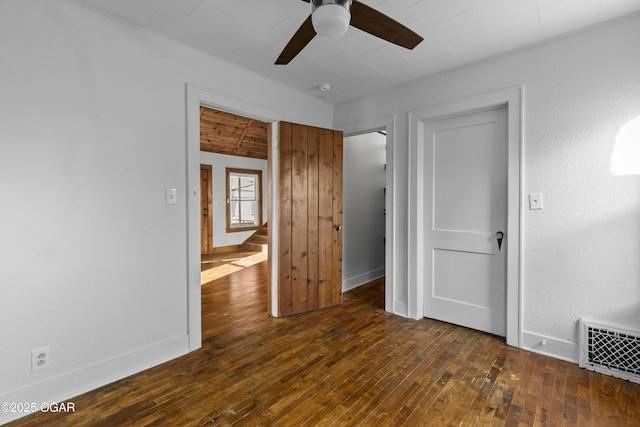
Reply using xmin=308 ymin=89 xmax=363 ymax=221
xmin=0 ymin=1 xmax=332 ymax=423
xmin=343 ymin=133 xmax=386 ymax=290
xmin=199 ymin=152 xmax=268 ymax=248
xmin=334 ymin=14 xmax=640 ymax=362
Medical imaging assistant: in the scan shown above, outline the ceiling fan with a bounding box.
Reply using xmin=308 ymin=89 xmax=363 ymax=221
xmin=275 ymin=0 xmax=423 ymax=65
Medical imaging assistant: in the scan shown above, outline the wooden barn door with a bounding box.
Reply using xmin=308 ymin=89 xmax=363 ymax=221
xmin=278 ymin=122 xmax=343 ymax=317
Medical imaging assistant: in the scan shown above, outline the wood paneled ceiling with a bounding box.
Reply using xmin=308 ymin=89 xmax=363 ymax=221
xmin=200 ymin=107 xmax=268 ymax=160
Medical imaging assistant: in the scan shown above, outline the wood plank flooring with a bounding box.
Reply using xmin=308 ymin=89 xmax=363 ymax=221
xmin=7 ymin=257 xmax=640 ymax=426
xmin=201 ymin=251 xmax=267 ymax=285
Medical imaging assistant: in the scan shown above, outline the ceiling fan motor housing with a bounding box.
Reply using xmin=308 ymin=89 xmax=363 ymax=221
xmin=311 ymin=0 xmax=352 ymax=8
xmin=311 ymin=0 xmax=353 ymax=38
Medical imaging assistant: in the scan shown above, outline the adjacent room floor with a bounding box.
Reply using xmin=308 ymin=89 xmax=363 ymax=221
xmin=201 ymin=250 xmax=268 ymax=284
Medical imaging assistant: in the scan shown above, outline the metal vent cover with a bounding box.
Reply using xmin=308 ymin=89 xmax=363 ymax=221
xmin=579 ymin=319 xmax=640 ymax=384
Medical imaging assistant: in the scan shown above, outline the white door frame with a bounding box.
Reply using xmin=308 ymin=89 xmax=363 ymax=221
xmin=336 ymin=115 xmax=397 ymax=314
xmin=185 ymin=83 xmax=283 ymax=351
xmin=408 ymin=87 xmax=523 ymax=347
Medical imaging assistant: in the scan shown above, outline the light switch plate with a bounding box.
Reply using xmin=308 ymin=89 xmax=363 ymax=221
xmin=165 ymin=188 xmax=177 ymax=205
xmin=529 ymin=193 xmax=543 ymax=210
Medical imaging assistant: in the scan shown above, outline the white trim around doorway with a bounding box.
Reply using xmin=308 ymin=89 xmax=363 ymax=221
xmin=407 ymin=87 xmax=523 ymax=348
xmin=336 ymin=116 xmax=398 ymax=315
xmin=185 ymin=83 xmax=284 ymax=351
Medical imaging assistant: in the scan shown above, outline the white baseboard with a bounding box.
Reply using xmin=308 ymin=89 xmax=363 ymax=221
xmin=342 ymin=268 xmax=385 ymax=292
xmin=521 ymin=331 xmax=579 ymax=364
xmin=0 ymin=335 xmax=190 ymax=425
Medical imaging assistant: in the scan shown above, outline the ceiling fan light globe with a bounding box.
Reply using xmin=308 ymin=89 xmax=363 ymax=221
xmin=312 ymin=4 xmax=351 ymax=38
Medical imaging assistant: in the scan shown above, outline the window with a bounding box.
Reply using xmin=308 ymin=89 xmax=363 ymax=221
xmin=226 ymin=168 xmax=262 ymax=232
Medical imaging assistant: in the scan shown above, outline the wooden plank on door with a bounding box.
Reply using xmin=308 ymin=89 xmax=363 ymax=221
xmin=291 ymin=123 xmax=309 ymax=314
xmin=332 ymin=130 xmax=344 ymax=305
xmin=318 ymin=128 xmax=334 ymax=308
xmin=278 ymin=122 xmax=293 ymax=316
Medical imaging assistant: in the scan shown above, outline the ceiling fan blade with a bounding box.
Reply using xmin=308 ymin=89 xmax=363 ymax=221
xmin=350 ymin=0 xmax=423 ymax=50
xmin=275 ymin=15 xmax=316 ymax=64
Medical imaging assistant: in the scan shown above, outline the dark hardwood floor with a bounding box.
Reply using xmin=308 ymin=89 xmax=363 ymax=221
xmin=7 ymin=256 xmax=640 ymax=426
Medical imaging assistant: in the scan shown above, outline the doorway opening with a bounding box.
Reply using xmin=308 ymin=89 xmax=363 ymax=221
xmin=186 ymin=84 xmax=284 ymax=350
xmin=342 ymin=130 xmax=387 ymax=292
xmin=199 ymin=106 xmax=270 ymax=325
xmin=338 ymin=116 xmax=396 ymax=315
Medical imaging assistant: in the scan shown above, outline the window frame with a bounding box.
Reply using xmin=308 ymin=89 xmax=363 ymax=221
xmin=225 ymin=167 xmax=262 ymax=233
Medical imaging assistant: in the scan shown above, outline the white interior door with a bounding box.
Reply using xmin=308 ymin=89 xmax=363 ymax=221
xmin=423 ymin=107 xmax=508 ymax=336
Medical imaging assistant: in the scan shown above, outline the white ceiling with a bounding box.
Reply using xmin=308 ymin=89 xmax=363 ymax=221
xmin=71 ymin=0 xmax=640 ymax=104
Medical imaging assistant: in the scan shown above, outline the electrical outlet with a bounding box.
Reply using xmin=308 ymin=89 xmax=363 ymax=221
xmin=31 ymin=347 xmax=50 ymax=372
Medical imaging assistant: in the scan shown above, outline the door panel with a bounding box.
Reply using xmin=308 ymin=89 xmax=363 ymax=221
xmin=278 ymin=122 xmax=343 ymax=317
xmin=200 ymin=165 xmax=213 ymax=255
xmin=433 ymin=121 xmax=495 ymax=232
xmin=424 ymin=107 xmax=507 ymax=336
